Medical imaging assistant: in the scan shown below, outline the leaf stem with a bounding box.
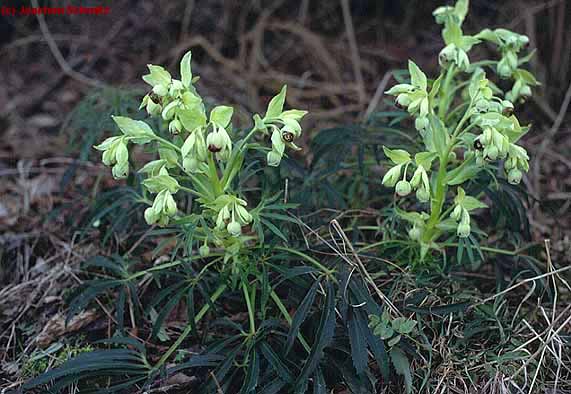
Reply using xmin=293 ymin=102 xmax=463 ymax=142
xmin=242 ymin=280 xmax=256 ymax=336
xmin=270 ymin=291 xmax=311 ymax=352
xmin=239 ymin=127 xmax=260 ymax=151
xmin=152 ymin=283 xmax=227 ymax=371
xmin=155 ymin=136 xmax=181 ymax=153
xmin=274 ymin=246 xmax=334 ymax=275
xmin=179 ymin=185 xmax=201 ymax=197
xmin=423 ymin=101 xmax=474 ymax=244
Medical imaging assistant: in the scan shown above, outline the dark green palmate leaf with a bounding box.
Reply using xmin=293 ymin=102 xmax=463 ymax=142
xmin=259 ymin=342 xmax=293 ymax=383
xmin=294 ymin=280 xmax=336 ymax=393
xmin=285 ymin=279 xmax=320 ymax=354
xmin=390 ymin=346 xmax=412 ymax=394
xmin=347 ymin=307 xmax=369 ymax=375
xmin=349 ymin=278 xmax=390 ymax=379
xmin=23 ymin=349 xmax=149 ymax=392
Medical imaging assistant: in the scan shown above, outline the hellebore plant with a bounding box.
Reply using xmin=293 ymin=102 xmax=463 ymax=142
xmin=95 ymin=51 xmax=306 ymax=256
xmin=92 ymin=51 xmax=317 ymax=375
xmin=382 ymin=0 xmax=538 ymax=258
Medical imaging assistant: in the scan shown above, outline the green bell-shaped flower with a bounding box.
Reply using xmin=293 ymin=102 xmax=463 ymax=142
xmin=395 ymin=180 xmax=412 ymax=197
xmin=227 ymin=221 xmax=242 ymax=237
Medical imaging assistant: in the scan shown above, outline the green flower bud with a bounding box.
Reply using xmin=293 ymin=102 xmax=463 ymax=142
xmin=451 ymin=205 xmax=463 ymax=221
xmin=456 ymin=49 xmax=470 ymax=71
xmin=485 ymin=146 xmax=499 ymax=161
xmin=410 ymin=166 xmax=423 ymax=188
xmin=199 ymin=244 xmax=210 ymax=257
xmin=416 ymin=188 xmax=430 ymax=203
xmin=153 ymin=84 xmax=169 ymax=97
xmin=505 ymin=51 xmax=518 ymax=69
xmin=396 ymin=94 xmax=412 ymax=108
xmin=206 ymin=127 xmax=232 ymax=159
xmin=507 ymin=168 xmax=522 ymax=185
xmin=460 ymin=209 xmax=470 ymax=226
xmin=102 ymin=148 xmax=116 ymax=166
xmin=488 ymin=101 xmax=503 ymax=113
xmin=169 ymin=119 xmax=182 ymax=134
xmin=385 ymin=83 xmax=415 ymax=96
xmin=501 ymin=100 xmax=514 ymax=116
xmin=408 ymin=226 xmax=421 ymax=241
xmin=227 ymin=221 xmax=242 ymax=237
xmin=112 ymin=160 xmax=129 ymax=179
xmin=448 ymin=151 xmax=457 ymax=161
xmin=395 ymin=180 xmax=412 ymax=197
xmin=164 ymin=192 xmax=177 ymax=216
xmin=474 ymin=99 xmax=489 ymax=113
xmin=482 ymin=128 xmax=492 ymax=145
xmin=438 ymin=44 xmax=456 ymax=68
xmin=207 ymin=130 xmax=224 ymax=152
xmin=497 ymin=59 xmax=512 ymax=79
xmin=267 ymin=150 xmax=282 ymax=167
xmin=162 ymin=100 xmax=178 ymax=120
xmin=457 ymin=223 xmax=471 ymax=238
xmin=144 ymin=207 xmax=158 ymax=225
xmin=183 ymin=157 xmax=200 ymax=173
xmin=382 ymin=165 xmax=402 ymax=188
xmin=158 ymin=215 xmax=170 ymax=226
xmin=147 ymin=99 xmax=162 ymax=117
xmin=235 ymin=205 xmax=252 ymax=224
xmin=518 ymin=35 xmax=529 ymax=48
xmin=415 ymin=116 xmax=429 ymax=131
xmin=520 ymin=85 xmax=532 ymax=98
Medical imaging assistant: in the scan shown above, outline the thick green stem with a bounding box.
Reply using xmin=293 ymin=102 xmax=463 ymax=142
xmin=423 ymin=160 xmax=448 ymax=243
xmin=153 ymin=283 xmax=227 ymax=371
xmin=424 ymin=98 xmax=474 ymax=243
xmin=426 ymin=66 xmax=458 ymax=240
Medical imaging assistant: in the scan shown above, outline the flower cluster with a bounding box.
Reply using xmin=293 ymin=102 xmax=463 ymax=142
xmin=381 ymin=147 xmax=433 ymax=203
xmin=385 ymin=61 xmax=437 ymax=135
xmin=450 ymin=187 xmax=487 ymax=238
xmin=207 ymin=195 xmax=253 ymax=237
xmin=95 ymin=51 xmax=306 ymax=244
xmin=94 ymin=117 xmax=156 ymax=179
xmin=433 ymin=0 xmax=479 ymax=71
xmin=140 ymin=52 xmax=201 ymax=132
xmin=476 ymin=29 xmax=539 ymax=102
xmin=380 ymin=0 xmax=537 ymax=249
xmin=467 ymin=70 xmax=530 ymax=184
xmin=253 ymin=86 xmax=307 ymax=166
xmin=477 ymin=29 xmax=529 ymax=78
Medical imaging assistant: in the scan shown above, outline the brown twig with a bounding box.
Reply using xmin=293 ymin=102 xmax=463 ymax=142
xmin=340 ymin=0 xmax=366 ymax=105
xmin=533 ymin=80 xmax=571 ymax=194
xmin=30 ymin=0 xmax=105 ymax=89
